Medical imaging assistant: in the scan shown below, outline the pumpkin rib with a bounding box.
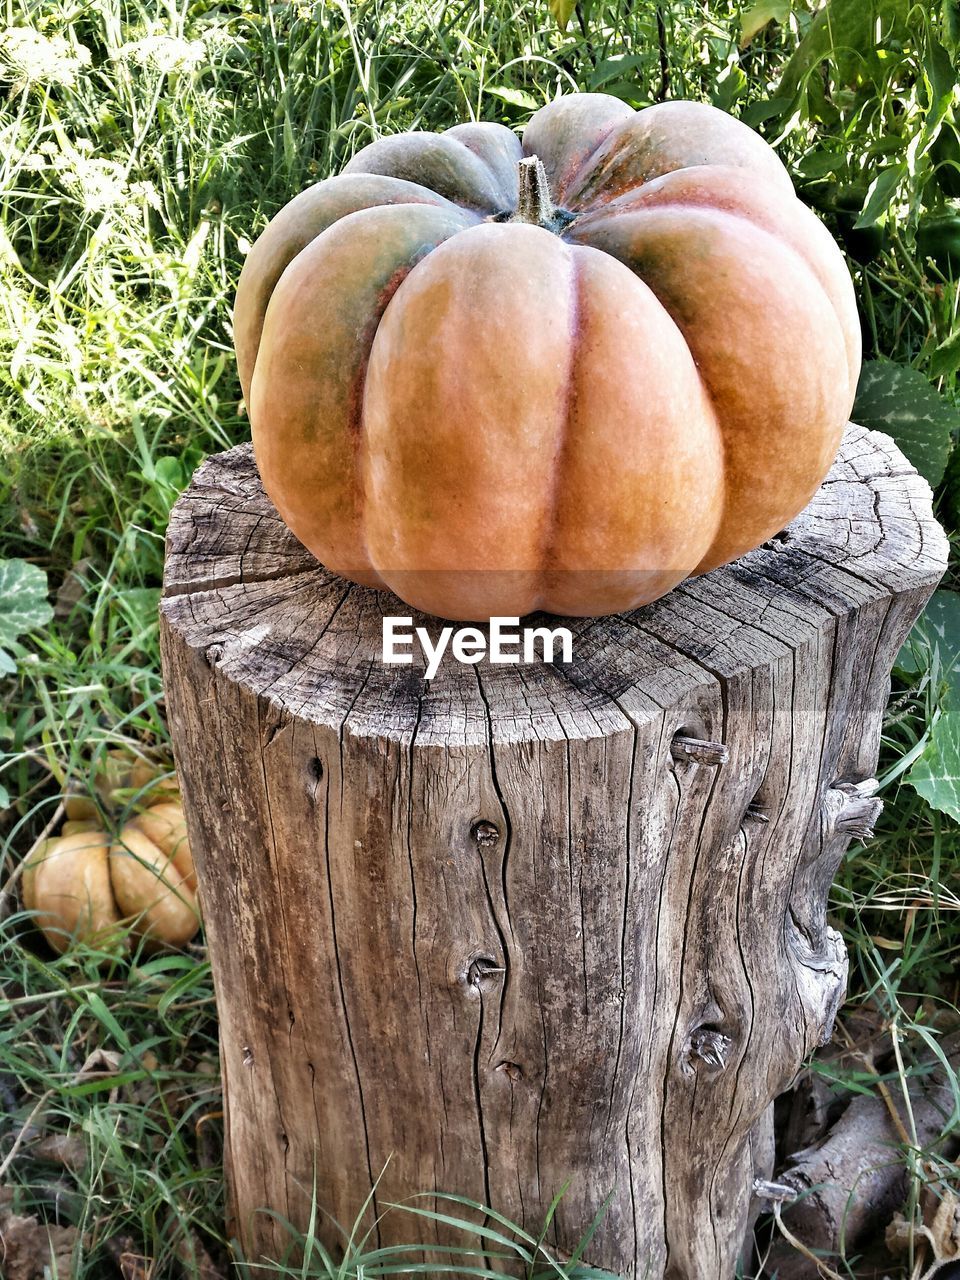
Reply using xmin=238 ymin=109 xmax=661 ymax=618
xmin=132 ymin=803 xmax=197 ymax=894
xmin=520 ymin=93 xmax=635 ymax=206
xmin=564 ymin=99 xmax=795 ymax=213
xmin=532 ymin=244 xmax=582 ymax=612
xmin=234 ymin=174 xmax=472 ymax=404
xmin=343 ymin=132 xmax=509 ymax=213
xmin=538 ymin=244 xmax=725 ymax=614
xmin=445 ymin=122 xmax=523 ymax=207
xmin=569 ymin=164 xmax=860 ymax=398
xmin=573 ymin=203 xmax=848 ymax=571
xmin=110 ymin=825 xmax=198 ymax=948
xmin=360 ymin=221 xmax=576 ymax=619
xmin=25 ymin=831 xmax=121 ymax=954
xmin=252 ymin=204 xmax=472 ymax=585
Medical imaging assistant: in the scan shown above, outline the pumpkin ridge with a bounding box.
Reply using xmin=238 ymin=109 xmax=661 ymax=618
xmin=354 ymin=252 xmax=447 ymax=591
xmin=552 ymin=112 xmax=647 ymax=211
xmin=344 ymin=132 xmax=505 ymax=213
xmin=549 ymin=122 xmax=626 ymax=207
xmin=521 ymin=93 xmax=634 ymax=206
xmin=547 ymin=124 xmax=624 ymax=207
xmin=564 ymin=100 xmax=794 ymax=211
xmin=569 ymin=182 xmax=858 ymax=399
xmin=234 ymin=174 xmax=473 ymax=403
xmin=606 ymin=206 xmax=846 ymax=571
xmin=573 ymin=202 xmax=850 ymax=400
xmin=535 ymin=243 xmax=581 ymax=608
xmin=445 ymin=124 xmax=522 ymax=210
xmin=572 ymin=200 xmax=848 ymax=569
xmin=252 ymin=203 xmax=468 ymax=583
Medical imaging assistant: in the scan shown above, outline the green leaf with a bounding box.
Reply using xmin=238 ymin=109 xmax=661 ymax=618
xmin=853 ymin=164 xmax=904 ymax=228
xmin=486 ymin=86 xmax=540 ymax=111
xmin=945 ymin=0 xmax=960 ymax=50
xmin=908 ymin=710 xmax=960 ymax=821
xmin=797 ymin=148 xmax=844 ymax=179
xmin=595 ymin=80 xmax=648 ymax=107
xmin=0 ymin=558 xmax=53 ymax=673
xmin=773 ymin=0 xmax=910 ymax=117
xmin=924 ymin=37 xmax=956 ymax=106
xmin=588 ymin=54 xmax=647 ymax=90
xmin=898 ymin=591 xmax=960 ymax=820
xmin=896 ymin=590 xmax=960 ymax=686
xmin=742 ymin=97 xmax=792 ymax=129
xmin=712 ymin=63 xmax=748 ymax=112
xmin=740 ymin=0 xmax=791 ymax=48
xmin=852 ymin=359 xmax=958 ymax=486
xmin=548 ymin=0 xmax=577 ymax=30
xmin=775 ymin=0 xmax=873 ymax=103
xmin=928 ymin=327 xmax=960 ymax=380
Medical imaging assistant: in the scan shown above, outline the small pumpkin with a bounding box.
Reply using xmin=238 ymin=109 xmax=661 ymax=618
xmin=236 ymin=93 xmax=860 ymax=621
xmin=64 ymin=749 xmax=180 ymax=822
xmin=22 ymin=801 xmax=199 ymax=954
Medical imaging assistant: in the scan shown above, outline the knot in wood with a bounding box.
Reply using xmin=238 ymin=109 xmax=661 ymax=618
xmin=670 ymin=734 xmax=729 ymax=767
xmin=824 ymin=779 xmax=883 ymax=841
xmin=466 ymin=956 xmax=504 ymax=989
xmin=495 ymin=1061 xmax=524 ymax=1082
xmin=471 ymin=820 xmax=501 ymax=847
xmin=689 ymin=1027 xmax=733 ymax=1070
xmin=744 ymin=800 xmax=770 ymax=824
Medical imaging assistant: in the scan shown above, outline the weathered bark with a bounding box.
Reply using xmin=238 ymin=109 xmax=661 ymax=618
xmin=159 ymin=424 xmax=945 ymax=1279
xmin=767 ymin=1031 xmax=960 ymax=1279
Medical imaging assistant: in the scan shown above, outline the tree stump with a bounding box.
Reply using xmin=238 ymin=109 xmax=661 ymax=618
xmin=159 ymin=424 xmax=945 ymax=1280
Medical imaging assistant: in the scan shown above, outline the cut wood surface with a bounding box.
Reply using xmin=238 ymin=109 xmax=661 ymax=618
xmin=160 ymin=424 xmax=946 ymax=1279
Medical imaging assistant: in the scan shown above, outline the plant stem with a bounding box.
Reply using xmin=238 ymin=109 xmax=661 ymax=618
xmin=513 ymin=155 xmax=555 ymax=228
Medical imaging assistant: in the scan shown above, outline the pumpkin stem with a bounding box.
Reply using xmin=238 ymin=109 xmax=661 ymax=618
xmin=514 ymin=155 xmax=555 ymax=228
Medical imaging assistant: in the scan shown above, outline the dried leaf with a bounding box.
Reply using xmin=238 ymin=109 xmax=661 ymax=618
xmin=30 ymin=1132 xmax=87 ymax=1173
xmin=886 ymin=1183 xmax=960 ymax=1279
xmin=0 ymin=1202 xmax=80 ymax=1280
xmin=175 ymin=1230 xmax=226 ymax=1279
xmin=105 ymin=1236 xmax=155 ymax=1280
xmin=886 ymin=1210 xmax=913 ymax=1255
xmin=921 ymin=1182 xmax=960 ymax=1264
xmin=74 ymin=1048 xmax=122 ymax=1083
xmin=53 ymin=558 xmax=93 ymax=622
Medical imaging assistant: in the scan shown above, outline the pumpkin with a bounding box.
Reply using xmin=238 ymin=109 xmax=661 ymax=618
xmin=235 ymin=93 xmax=860 ymax=621
xmin=22 ymin=800 xmax=199 ymax=953
xmin=64 ymin=749 xmax=180 ymax=822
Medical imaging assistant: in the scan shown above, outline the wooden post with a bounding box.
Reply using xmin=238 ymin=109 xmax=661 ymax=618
xmin=159 ymin=425 xmax=944 ymax=1280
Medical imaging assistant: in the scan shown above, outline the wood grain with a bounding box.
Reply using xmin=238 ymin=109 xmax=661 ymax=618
xmin=159 ymin=424 xmax=946 ymax=1279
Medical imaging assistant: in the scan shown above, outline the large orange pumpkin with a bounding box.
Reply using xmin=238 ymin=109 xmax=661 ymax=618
xmin=235 ymin=94 xmax=859 ymax=621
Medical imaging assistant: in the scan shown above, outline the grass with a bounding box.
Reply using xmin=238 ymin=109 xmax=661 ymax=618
xmin=1 ymin=0 xmax=959 ymax=1277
